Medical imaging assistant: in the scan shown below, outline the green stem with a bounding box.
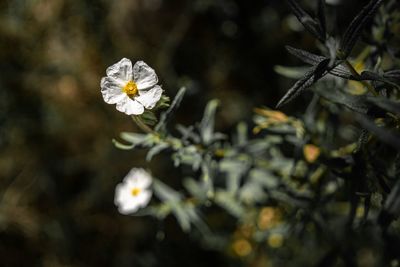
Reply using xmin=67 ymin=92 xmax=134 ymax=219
xmin=132 ymin=116 xmax=186 ymax=150
xmin=132 ymin=116 xmax=155 ymax=134
xmin=343 ymin=60 xmax=378 ymax=96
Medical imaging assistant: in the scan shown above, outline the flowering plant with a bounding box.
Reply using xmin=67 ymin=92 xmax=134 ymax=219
xmin=103 ymin=0 xmax=400 ymax=265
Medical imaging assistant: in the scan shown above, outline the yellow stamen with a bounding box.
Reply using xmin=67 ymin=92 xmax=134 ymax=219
xmin=122 ymin=80 xmax=138 ymax=97
xmin=131 ymin=188 xmax=141 ymax=196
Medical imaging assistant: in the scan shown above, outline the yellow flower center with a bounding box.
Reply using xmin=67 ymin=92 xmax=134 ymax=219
xmin=122 ymin=80 xmax=138 ymax=97
xmin=131 ymin=187 xmax=141 ymax=197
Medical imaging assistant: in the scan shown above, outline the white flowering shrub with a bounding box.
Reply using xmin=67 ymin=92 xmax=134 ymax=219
xmin=103 ymin=0 xmax=400 ymax=266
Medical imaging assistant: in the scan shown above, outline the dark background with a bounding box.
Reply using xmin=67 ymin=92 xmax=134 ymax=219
xmin=0 ymin=0 xmax=370 ymax=266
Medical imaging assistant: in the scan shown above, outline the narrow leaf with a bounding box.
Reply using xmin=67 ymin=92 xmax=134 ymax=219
xmin=314 ymin=86 xmax=370 ymax=113
xmin=384 ymin=70 xmax=400 ymax=82
xmin=287 ymin=0 xmax=325 ymax=42
xmin=274 ymin=65 xmax=309 ymax=79
xmin=359 ymin=71 xmax=400 ymax=89
xmin=214 ymin=190 xmax=244 ymax=218
xmin=139 ymin=110 xmax=158 ymax=126
xmin=340 ymin=0 xmax=384 ymax=58
xmin=286 ymin=45 xmax=325 ymax=65
xmin=153 ymin=179 xmax=182 ymax=202
xmin=276 ymin=59 xmax=330 ymax=108
xmin=155 ymin=87 xmax=186 ymax=132
xmin=285 ymin=46 xmax=351 ymax=79
xmin=325 ymin=37 xmax=338 ymax=67
xmin=146 ymin=142 xmax=169 ymax=161
xmin=172 ymin=203 xmax=191 ymax=232
xmin=357 ymin=115 xmax=400 ymax=150
xmin=235 ymin=122 xmax=248 ymax=146
xmin=183 ymin=178 xmax=207 ymax=200
xmin=120 ymin=132 xmax=148 ymax=144
xmin=200 ymin=99 xmax=219 ymax=145
xmin=176 ymin=124 xmax=201 ymax=143
xmin=112 ymin=139 xmax=135 ymax=150
xmin=220 ymin=159 xmax=249 ymax=195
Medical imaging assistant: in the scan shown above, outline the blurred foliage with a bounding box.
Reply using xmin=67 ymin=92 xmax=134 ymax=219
xmin=1 ymin=0 xmax=400 ymax=267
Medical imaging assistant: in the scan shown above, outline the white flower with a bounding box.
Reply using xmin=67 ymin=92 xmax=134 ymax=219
xmin=101 ymin=58 xmax=163 ymax=115
xmin=114 ymin=168 xmax=153 ymax=214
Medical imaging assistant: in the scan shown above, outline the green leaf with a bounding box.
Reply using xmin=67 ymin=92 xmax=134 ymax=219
xmin=340 ymin=0 xmax=384 ymax=58
xmin=171 ymin=202 xmax=191 ymax=232
xmin=112 ymin=132 xmax=149 ymax=150
xmin=146 ymin=142 xmax=169 ymax=161
xmin=153 ymin=179 xmax=182 ymax=202
xmin=183 ymin=177 xmax=207 ymax=200
xmin=384 ymin=70 xmax=400 ymax=82
xmin=220 ymin=159 xmax=249 ymax=195
xmin=120 ymin=132 xmax=148 ymax=144
xmin=314 ymin=85 xmax=370 ymax=114
xmin=155 ymin=87 xmax=186 ymax=132
xmin=235 ymin=122 xmax=248 ymax=146
xmin=276 ymin=59 xmax=330 ymax=108
xmin=139 ymin=110 xmax=158 ymax=126
xmin=250 ymin=169 xmax=279 ymax=189
xmin=325 ymin=37 xmax=338 ymax=67
xmin=358 ymin=71 xmax=400 ymax=89
xmin=200 ymin=99 xmax=219 ymax=145
xmin=172 ymin=145 xmax=203 ymax=170
xmin=286 ymin=46 xmax=325 ymax=65
xmin=214 ymin=190 xmax=244 ymax=218
xmin=287 ymin=0 xmax=325 ymax=42
xmin=201 ymin=159 xmax=215 ymax=198
xmin=112 ymin=139 xmax=135 ymax=150
xmin=176 ymin=124 xmax=201 ymax=143
xmin=171 ymin=202 xmax=207 ymax=233
xmin=274 ymin=65 xmax=309 ymax=79
xmin=246 ymin=139 xmax=272 ymax=155
xmin=155 ymin=95 xmax=171 ymax=109
xmin=356 ymin=115 xmax=400 ymax=150
xmin=285 ymin=46 xmax=351 ymax=79
xmin=239 ymin=182 xmax=267 ymax=204
xmin=153 ymin=180 xmax=202 ymax=232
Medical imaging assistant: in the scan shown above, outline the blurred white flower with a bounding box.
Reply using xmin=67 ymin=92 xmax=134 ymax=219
xmin=101 ymin=58 xmax=163 ymax=115
xmin=114 ymin=168 xmax=153 ymax=214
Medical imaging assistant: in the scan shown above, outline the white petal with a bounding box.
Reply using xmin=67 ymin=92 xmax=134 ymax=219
xmin=106 ymin=58 xmax=133 ymax=82
xmin=114 ymin=182 xmax=141 ymax=215
xmin=114 ymin=183 xmax=129 ymax=204
xmin=125 ymin=168 xmax=152 ymax=189
xmin=114 ymin=184 xmax=124 ymax=204
xmin=100 ymin=77 xmax=126 ymax=104
xmin=114 ymin=181 xmax=152 ymax=215
xmin=136 ymin=170 xmax=152 ymax=189
xmin=137 ymin=189 xmax=152 ymax=208
xmin=116 ymin=96 xmax=144 ymax=115
xmin=118 ymin=201 xmax=141 ymax=215
xmin=133 ymin=61 xmax=158 ymax=89
xmin=135 ymin=86 xmax=163 ymax=109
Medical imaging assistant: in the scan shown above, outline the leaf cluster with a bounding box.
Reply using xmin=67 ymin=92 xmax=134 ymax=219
xmin=112 ymin=1 xmax=400 ymax=265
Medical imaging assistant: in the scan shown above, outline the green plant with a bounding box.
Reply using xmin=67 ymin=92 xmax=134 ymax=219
xmin=107 ymin=0 xmax=400 ymax=265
